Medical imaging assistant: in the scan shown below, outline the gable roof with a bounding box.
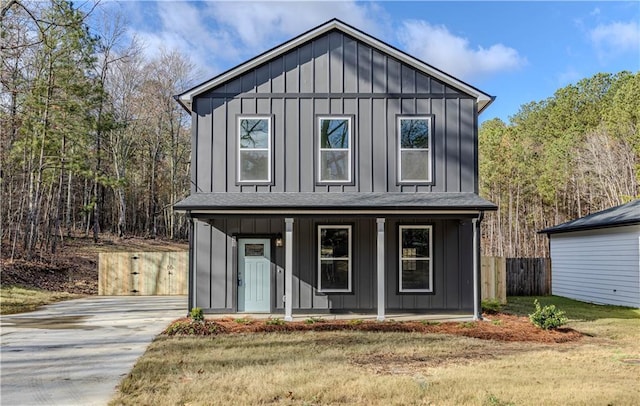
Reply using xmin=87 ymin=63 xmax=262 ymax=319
xmin=176 ymin=18 xmax=494 ymax=114
xmin=539 ymin=199 xmax=640 ymax=235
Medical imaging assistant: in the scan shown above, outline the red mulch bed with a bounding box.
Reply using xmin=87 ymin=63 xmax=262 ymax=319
xmin=164 ymin=314 xmax=582 ymax=343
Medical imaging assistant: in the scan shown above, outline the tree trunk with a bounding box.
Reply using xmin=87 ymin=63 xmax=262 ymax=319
xmin=26 ymin=63 xmax=54 ymax=259
xmin=51 ymin=135 xmax=66 ymax=254
xmin=65 ymin=170 xmax=73 ymax=236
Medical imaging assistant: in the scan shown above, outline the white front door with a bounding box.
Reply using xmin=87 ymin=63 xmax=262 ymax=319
xmin=238 ymin=239 xmax=271 ymax=312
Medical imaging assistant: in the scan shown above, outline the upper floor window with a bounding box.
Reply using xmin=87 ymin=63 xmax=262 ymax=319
xmin=398 ymin=116 xmax=432 ymax=183
xmin=318 ymin=117 xmax=351 ymax=183
xmin=238 ymin=116 xmax=271 ymax=183
xmin=318 ymin=225 xmax=352 ymax=292
xmin=399 ymin=225 xmax=433 ymax=293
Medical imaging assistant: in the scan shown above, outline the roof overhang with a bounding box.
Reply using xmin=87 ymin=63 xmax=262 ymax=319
xmin=188 ymin=209 xmax=485 ymax=217
xmin=539 ymin=221 xmax=640 ymax=235
xmin=175 ymin=192 xmax=497 ymax=216
xmin=538 ymin=199 xmax=640 ymax=235
xmin=176 ymin=19 xmax=494 ymax=114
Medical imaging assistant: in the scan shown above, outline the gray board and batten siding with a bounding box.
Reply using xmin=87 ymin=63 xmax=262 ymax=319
xmin=193 ymin=216 xmax=475 ymax=312
xmin=192 ymin=30 xmax=480 ymax=195
xmin=178 ymin=20 xmax=496 ymax=315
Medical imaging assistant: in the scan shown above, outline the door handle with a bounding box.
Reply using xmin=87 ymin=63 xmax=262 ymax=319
xmin=238 ymin=279 xmax=242 ymax=286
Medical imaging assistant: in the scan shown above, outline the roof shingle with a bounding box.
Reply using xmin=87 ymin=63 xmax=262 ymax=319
xmin=174 ymin=192 xmax=497 ymax=212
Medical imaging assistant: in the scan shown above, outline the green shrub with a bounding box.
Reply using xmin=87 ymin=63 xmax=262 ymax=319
xmin=420 ymin=320 xmax=441 ymax=326
xmin=304 ymin=316 xmax=325 ymax=324
xmin=189 ymin=307 xmax=204 ymax=322
xmin=482 ymin=299 xmax=502 ymax=314
xmin=529 ymin=299 xmax=568 ymax=330
xmin=491 ymin=319 xmax=502 ymax=326
xmin=349 ymin=319 xmax=363 ymax=326
xmin=265 ymin=317 xmax=285 ymax=326
xmin=234 ymin=317 xmax=253 ymax=325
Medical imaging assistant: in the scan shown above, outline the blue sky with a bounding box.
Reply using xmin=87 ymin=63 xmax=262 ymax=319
xmin=98 ymin=1 xmax=640 ymax=123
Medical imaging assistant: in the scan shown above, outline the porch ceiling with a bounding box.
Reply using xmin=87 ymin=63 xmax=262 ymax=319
xmin=174 ymin=192 xmax=497 ymax=214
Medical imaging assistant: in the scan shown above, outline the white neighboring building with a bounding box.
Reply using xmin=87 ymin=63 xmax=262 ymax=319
xmin=540 ymin=200 xmax=640 ymax=308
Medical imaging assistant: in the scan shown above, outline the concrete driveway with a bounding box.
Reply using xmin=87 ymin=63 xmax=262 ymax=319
xmin=1 ymin=296 xmax=187 ymax=406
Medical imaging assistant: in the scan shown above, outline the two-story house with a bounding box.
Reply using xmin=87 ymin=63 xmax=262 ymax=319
xmin=175 ymin=19 xmax=496 ymax=321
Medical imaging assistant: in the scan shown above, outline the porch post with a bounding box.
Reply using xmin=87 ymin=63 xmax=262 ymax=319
xmin=472 ymin=215 xmax=480 ymax=321
xmin=187 ymin=215 xmax=195 ymax=316
xmin=376 ymin=218 xmax=385 ymax=321
xmin=284 ymin=218 xmax=294 ymax=322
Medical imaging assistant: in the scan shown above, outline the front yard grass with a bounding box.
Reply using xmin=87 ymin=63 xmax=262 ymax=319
xmin=0 ymin=286 xmax=81 ymax=315
xmin=110 ymin=296 xmax=640 ymax=405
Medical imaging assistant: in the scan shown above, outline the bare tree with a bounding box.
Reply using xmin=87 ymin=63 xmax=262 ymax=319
xmin=575 ymin=128 xmax=638 ymax=210
xmin=137 ymin=49 xmax=194 ymax=238
xmin=103 ymin=36 xmax=144 ymax=237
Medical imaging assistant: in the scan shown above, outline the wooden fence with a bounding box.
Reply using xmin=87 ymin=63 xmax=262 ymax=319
xmin=99 ymin=251 xmax=188 ymax=295
xmin=98 ymin=252 xmax=547 ymax=299
xmin=506 ymin=257 xmax=551 ymax=296
xmin=481 ymin=257 xmax=551 ymax=301
xmin=481 ymin=256 xmax=507 ymax=304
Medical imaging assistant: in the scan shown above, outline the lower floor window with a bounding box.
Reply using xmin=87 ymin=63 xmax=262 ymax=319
xmin=318 ymin=225 xmax=352 ymax=292
xmin=399 ymin=225 xmax=432 ymax=292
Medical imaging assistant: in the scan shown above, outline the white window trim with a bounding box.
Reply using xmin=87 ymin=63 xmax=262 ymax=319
xmin=318 ymin=224 xmax=352 ymax=293
xmin=237 ymin=116 xmax=272 ymax=183
xmin=398 ymin=116 xmax=432 ymax=183
xmin=399 ymin=225 xmax=433 ymax=293
xmin=318 ymin=116 xmax=352 ymax=183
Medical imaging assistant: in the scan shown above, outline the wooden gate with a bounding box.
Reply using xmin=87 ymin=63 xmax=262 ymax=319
xmin=98 ymin=251 xmax=188 ymax=295
xmin=481 ymin=256 xmax=507 ymax=304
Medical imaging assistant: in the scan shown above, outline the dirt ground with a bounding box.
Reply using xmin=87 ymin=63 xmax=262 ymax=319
xmin=0 ymin=234 xmax=188 ymax=295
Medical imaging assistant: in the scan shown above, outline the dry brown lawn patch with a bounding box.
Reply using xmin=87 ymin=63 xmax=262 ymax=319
xmin=0 ymin=286 xmax=81 ymax=314
xmin=111 ymin=326 xmax=639 ymax=406
xmin=111 ymin=299 xmax=639 ymax=406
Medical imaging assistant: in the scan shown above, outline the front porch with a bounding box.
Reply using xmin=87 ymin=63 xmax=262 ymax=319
xmin=176 ymin=192 xmax=497 ymax=320
xmin=279 ymin=216 xmax=483 ymax=322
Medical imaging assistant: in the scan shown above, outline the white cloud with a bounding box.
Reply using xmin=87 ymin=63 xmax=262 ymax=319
xmin=113 ymin=1 xmax=389 ymax=82
xmin=590 ymin=20 xmax=640 ymax=59
xmin=205 ymin=1 xmax=388 ymax=54
xmin=396 ymin=20 xmax=526 ymax=82
xmin=113 ymin=1 xmax=235 ymax=80
xmin=154 ymin=2 xmax=240 ymax=77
